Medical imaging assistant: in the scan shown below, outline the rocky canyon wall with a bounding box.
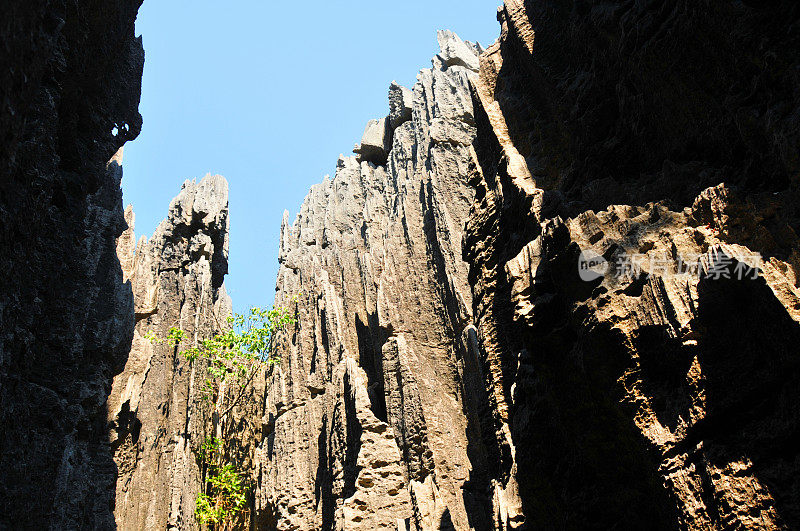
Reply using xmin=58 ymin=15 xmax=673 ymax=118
xmin=464 ymin=1 xmax=800 ymax=529
xmin=252 ymin=31 xmax=494 ymax=530
xmin=4 ymin=1 xmax=800 ymax=530
xmin=109 ymin=175 xmax=231 ymax=530
xmin=0 ymin=1 xmax=143 ymax=528
xmin=252 ymin=2 xmax=800 ymax=528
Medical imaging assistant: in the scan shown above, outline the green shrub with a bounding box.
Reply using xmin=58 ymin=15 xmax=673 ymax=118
xmin=146 ymin=302 xmax=295 ymax=410
xmin=194 ymin=437 xmax=247 ymax=527
xmin=144 ymin=301 xmax=297 ymax=528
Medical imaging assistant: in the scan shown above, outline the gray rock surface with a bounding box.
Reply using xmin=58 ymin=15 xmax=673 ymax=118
xmin=247 ymin=32 xmax=490 ymax=530
xmin=354 ymin=117 xmax=393 ymax=165
xmin=110 ymin=175 xmax=231 ymax=530
xmin=388 ymin=82 xmax=413 ymax=129
xmin=0 ymin=1 xmax=143 ymax=527
xmin=435 ymin=30 xmax=481 ymax=71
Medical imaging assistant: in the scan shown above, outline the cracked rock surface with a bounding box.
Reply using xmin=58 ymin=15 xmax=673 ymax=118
xmin=464 ymin=1 xmax=800 ymax=528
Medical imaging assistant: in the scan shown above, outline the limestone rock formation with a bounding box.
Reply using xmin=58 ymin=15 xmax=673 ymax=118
xmin=463 ymin=1 xmax=800 ymax=528
xmin=249 ymin=3 xmax=800 ymax=528
xmin=109 ymin=174 xmax=231 ymax=530
xmin=354 ymin=117 xmax=393 ymax=165
xmin=436 ymin=30 xmax=482 ymax=71
xmin=4 ymin=1 xmax=800 ymax=529
xmin=252 ymin=31 xmax=493 ymax=530
xmin=0 ymin=1 xmax=143 ymax=527
xmin=388 ymin=82 xmax=413 ymax=129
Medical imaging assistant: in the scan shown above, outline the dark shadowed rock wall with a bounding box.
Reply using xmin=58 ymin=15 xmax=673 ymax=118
xmin=465 ymin=0 xmax=800 ymax=528
xmin=0 ymin=0 xmax=143 ymax=528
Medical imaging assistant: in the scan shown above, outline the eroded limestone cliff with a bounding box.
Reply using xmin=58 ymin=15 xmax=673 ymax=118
xmin=252 ymin=3 xmax=800 ymax=528
xmin=253 ymin=31 xmax=491 ymax=530
xmin=110 ymin=175 xmax=231 ymax=530
xmin=0 ymin=1 xmax=143 ymax=527
xmin=4 ymin=1 xmax=800 ymax=529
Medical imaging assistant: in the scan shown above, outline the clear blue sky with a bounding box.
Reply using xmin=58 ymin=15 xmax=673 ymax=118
xmin=123 ymin=1 xmax=501 ymax=314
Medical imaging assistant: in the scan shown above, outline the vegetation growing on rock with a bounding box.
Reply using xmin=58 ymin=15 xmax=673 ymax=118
xmin=146 ymin=303 xmax=295 ymax=527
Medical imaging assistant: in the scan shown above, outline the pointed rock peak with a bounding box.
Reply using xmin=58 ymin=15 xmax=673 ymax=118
xmin=124 ymin=204 xmax=135 ymax=227
xmin=165 ymin=174 xmax=229 ymax=231
xmin=193 ymin=173 xmax=228 ymax=223
xmin=436 ymin=29 xmax=480 ymax=71
xmin=117 ymin=205 xmax=137 ymax=283
xmin=389 ymin=81 xmax=413 ymax=129
xmin=279 ymin=209 xmax=292 ymax=257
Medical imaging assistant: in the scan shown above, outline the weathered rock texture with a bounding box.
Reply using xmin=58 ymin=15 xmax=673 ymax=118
xmin=251 ymin=31 xmax=494 ymax=530
xmin=250 ymin=3 xmax=800 ymax=529
xmin=0 ymin=1 xmax=143 ymax=528
xmin=5 ymin=1 xmax=800 ymax=529
xmin=464 ymin=1 xmax=800 ymax=529
xmin=109 ymin=175 xmax=231 ymax=530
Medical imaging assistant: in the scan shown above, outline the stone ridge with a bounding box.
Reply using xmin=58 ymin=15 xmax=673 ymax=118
xmin=109 ymin=174 xmax=232 ymax=530
xmin=245 ymin=30 xmax=494 ymax=530
xmin=0 ymin=1 xmax=143 ymax=527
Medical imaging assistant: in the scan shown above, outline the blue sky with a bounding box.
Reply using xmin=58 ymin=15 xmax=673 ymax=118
xmin=123 ymin=1 xmax=501 ymax=314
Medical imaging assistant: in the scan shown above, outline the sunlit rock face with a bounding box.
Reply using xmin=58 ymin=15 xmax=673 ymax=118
xmin=0 ymin=0 xmax=143 ymax=528
xmin=109 ymin=175 xmax=231 ymax=530
xmin=253 ymin=30 xmax=492 ymax=530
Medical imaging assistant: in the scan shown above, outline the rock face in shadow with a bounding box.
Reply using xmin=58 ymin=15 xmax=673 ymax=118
xmin=0 ymin=1 xmax=143 ymax=528
xmin=463 ymin=1 xmax=800 ymax=528
xmin=248 ymin=31 xmax=494 ymax=530
xmin=109 ymin=175 xmax=231 ymax=530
